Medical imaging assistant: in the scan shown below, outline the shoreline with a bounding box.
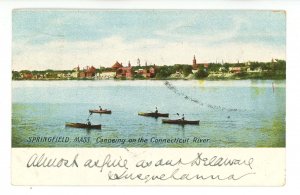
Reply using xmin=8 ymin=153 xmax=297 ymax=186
xmin=11 ymin=77 xmax=286 ymax=81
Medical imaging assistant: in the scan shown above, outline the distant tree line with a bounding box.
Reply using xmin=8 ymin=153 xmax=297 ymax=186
xmin=12 ymin=59 xmax=286 ymax=80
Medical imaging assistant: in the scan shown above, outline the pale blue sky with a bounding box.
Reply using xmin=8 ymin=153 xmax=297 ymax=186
xmin=12 ymin=10 xmax=286 ymax=70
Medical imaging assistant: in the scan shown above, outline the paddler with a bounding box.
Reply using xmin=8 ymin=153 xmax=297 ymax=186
xmin=155 ymin=107 xmax=158 ymax=114
xmin=181 ymin=114 xmax=185 ymax=121
xmin=99 ymin=106 xmax=102 ymax=111
xmin=87 ymin=118 xmax=91 ymax=126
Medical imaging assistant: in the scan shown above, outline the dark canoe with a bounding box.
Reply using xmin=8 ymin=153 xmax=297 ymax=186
xmin=138 ymin=112 xmax=169 ymax=118
xmin=162 ymin=119 xmax=200 ymax=125
xmin=89 ymin=109 xmax=112 ymax=114
xmin=65 ymin=122 xmax=101 ymax=129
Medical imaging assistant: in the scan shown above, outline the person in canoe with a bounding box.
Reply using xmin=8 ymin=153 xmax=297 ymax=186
xmin=181 ymin=114 xmax=185 ymax=121
xmin=86 ymin=118 xmax=91 ymax=126
xmin=99 ymin=106 xmax=102 ymax=111
xmin=155 ymin=107 xmax=158 ymax=114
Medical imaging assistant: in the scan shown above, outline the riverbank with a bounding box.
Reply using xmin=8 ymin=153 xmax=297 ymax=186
xmin=12 ymin=74 xmax=286 ymax=81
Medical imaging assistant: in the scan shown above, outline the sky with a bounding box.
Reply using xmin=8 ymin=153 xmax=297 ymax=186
xmin=12 ymin=10 xmax=286 ymax=70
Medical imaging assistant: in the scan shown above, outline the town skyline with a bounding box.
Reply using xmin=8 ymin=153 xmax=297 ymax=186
xmin=12 ymin=56 xmax=286 ymax=81
xmin=12 ymin=10 xmax=285 ymax=71
xmin=12 ymin=56 xmax=283 ymax=72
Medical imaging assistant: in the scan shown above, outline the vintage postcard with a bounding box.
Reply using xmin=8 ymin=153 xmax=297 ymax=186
xmin=12 ymin=9 xmax=286 ymax=186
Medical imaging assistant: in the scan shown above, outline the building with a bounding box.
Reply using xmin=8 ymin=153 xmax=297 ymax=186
xmin=21 ymin=72 xmax=33 ymax=79
xmin=136 ymin=69 xmax=146 ymax=77
xmin=99 ymin=72 xmax=116 ymax=79
xmin=115 ymin=61 xmax=133 ymax=79
xmin=74 ymin=65 xmax=97 ymax=78
xmin=247 ymin=67 xmax=262 ymax=73
xmin=112 ymin=61 xmax=123 ymax=69
xmin=229 ymin=67 xmax=241 ymax=73
xmin=135 ymin=66 xmax=156 ymax=78
xmin=79 ymin=71 xmax=86 ymax=78
xmin=219 ymin=67 xmax=226 ymax=72
xmin=149 ymin=67 xmax=155 ymax=77
xmin=85 ymin=66 xmax=97 ymax=78
xmin=71 ymin=66 xmax=80 ymax=78
xmin=57 ymin=73 xmax=65 ymax=79
xmin=170 ymin=71 xmax=184 ymax=79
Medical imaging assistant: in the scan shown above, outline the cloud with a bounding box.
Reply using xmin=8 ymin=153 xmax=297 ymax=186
xmin=12 ymin=10 xmax=285 ymax=70
xmin=12 ymin=35 xmax=285 ymax=71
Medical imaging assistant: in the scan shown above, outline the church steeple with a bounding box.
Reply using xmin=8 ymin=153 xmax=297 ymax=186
xmin=192 ymin=55 xmax=199 ymax=70
xmin=193 ymin=55 xmax=197 ymax=66
xmin=137 ymin=58 xmax=140 ymax=66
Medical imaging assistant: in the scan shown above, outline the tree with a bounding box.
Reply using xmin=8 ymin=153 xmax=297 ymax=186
xmin=12 ymin=71 xmax=21 ymax=80
xmin=20 ymin=70 xmax=31 ymax=74
xmin=194 ymin=68 xmax=208 ymax=79
xmin=274 ymin=60 xmax=286 ymax=71
xmin=133 ymin=74 xmax=145 ymax=80
xmin=208 ymin=63 xmax=221 ymax=72
xmin=155 ymin=66 xmax=175 ymax=79
xmin=250 ymin=62 xmax=260 ymax=70
xmin=182 ymin=65 xmax=192 ymax=77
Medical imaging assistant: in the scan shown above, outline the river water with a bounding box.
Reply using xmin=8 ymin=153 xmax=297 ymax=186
xmin=12 ymin=80 xmax=285 ymax=147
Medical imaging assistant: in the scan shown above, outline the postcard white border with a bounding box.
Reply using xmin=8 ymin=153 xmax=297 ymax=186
xmin=1 ymin=0 xmax=300 ymax=194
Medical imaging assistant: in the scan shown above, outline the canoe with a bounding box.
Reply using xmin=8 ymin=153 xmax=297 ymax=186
xmin=138 ymin=112 xmax=169 ymax=118
xmin=89 ymin=109 xmax=112 ymax=114
xmin=162 ymin=119 xmax=200 ymax=125
xmin=65 ymin=122 xmax=101 ymax=129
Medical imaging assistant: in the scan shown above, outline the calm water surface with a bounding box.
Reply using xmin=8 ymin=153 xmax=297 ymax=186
xmin=12 ymin=80 xmax=285 ymax=147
